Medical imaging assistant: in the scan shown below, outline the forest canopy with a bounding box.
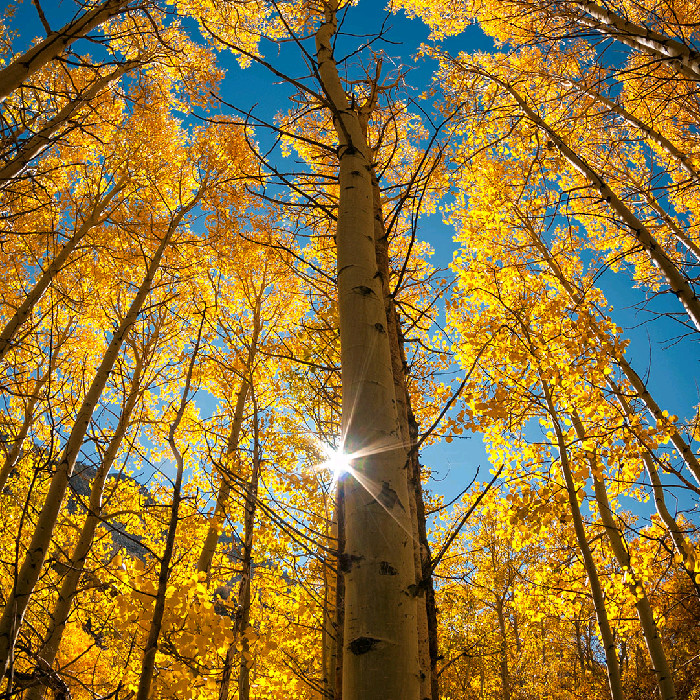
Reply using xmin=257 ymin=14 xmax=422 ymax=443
xmin=0 ymin=1 xmax=699 ymax=699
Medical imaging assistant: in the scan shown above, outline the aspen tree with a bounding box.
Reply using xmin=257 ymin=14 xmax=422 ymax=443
xmin=0 ymin=0 xmax=133 ymax=102
xmin=315 ymin=3 xmax=419 ymax=697
xmin=23 ymin=321 xmax=165 ymax=700
xmin=472 ymin=66 xmax=700 ymax=331
xmin=135 ymin=311 xmax=206 ymax=700
xmin=0 ymin=61 xmax=139 ymax=188
xmin=0 ymin=175 xmax=128 ymax=361
xmin=570 ymin=412 xmax=677 ymax=700
xmin=0 ymin=196 xmax=199 ymax=676
xmin=541 ymin=380 xmax=625 ymax=700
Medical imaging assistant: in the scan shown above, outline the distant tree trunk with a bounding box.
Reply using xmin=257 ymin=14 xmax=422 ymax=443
xmin=136 ymin=312 xmax=205 ymax=700
xmin=0 ymin=204 xmax=188 ymax=676
xmin=218 ymin=394 xmax=261 ymax=700
xmin=527 ymin=223 xmax=700 ymax=486
xmin=606 ymin=380 xmax=700 ymax=599
xmin=494 ymin=594 xmax=511 ymax=700
xmin=25 ymin=354 xmax=145 ymax=700
xmin=570 ymin=413 xmax=676 ymax=700
xmin=197 ymin=297 xmax=260 ymax=577
xmin=315 ymin=3 xmax=420 ymax=698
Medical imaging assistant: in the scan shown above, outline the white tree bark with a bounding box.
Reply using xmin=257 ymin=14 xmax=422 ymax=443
xmin=315 ymin=4 xmax=420 ymax=698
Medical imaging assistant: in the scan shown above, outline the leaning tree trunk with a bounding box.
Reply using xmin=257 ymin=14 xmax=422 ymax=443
xmin=0 ymin=61 xmax=139 ymax=188
xmin=527 ymin=224 xmax=700 ymax=486
xmin=315 ymin=4 xmax=420 ymax=699
xmin=0 ymin=0 xmax=131 ymax=102
xmin=541 ymin=381 xmax=625 ymax=700
xmin=0 ymin=204 xmax=189 ymax=676
xmin=606 ymin=380 xmax=700 ymax=598
xmin=0 ymin=176 xmax=127 ymax=362
xmin=494 ymin=74 xmax=700 ymax=332
xmin=25 ymin=354 xmax=145 ymax=700
xmin=570 ymin=413 xmax=676 ymax=700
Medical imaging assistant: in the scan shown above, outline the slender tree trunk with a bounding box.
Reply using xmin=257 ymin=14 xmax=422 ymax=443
xmin=0 ymin=0 xmax=131 ymax=102
xmin=494 ymin=594 xmax=511 ymax=700
xmin=196 ymin=305 xmax=260 ymax=577
xmin=0 ymin=62 xmax=138 ymax=188
xmin=570 ymin=0 xmax=700 ymax=80
xmin=541 ymin=381 xmax=625 ymax=700
xmin=218 ymin=395 xmax=261 ymax=700
xmin=639 ymin=190 xmax=700 ymax=264
xmin=25 ymin=356 xmax=145 ymax=700
xmin=136 ymin=312 xmax=205 ymax=700
xmin=606 ymin=379 xmax=700 ymax=598
xmin=527 ymin=223 xmax=700 ymax=485
xmin=560 ymin=78 xmax=700 ymax=183
xmin=0 ymin=205 xmax=187 ymax=676
xmin=0 ymin=176 xmax=127 ymax=362
xmin=495 ymin=75 xmax=700 ymax=331
xmin=315 ymin=4 xmax=419 ymax=698
xmin=570 ymin=413 xmax=676 ymax=700
xmin=0 ymin=357 xmax=56 ymax=492
xmin=236 ymin=396 xmax=260 ymax=700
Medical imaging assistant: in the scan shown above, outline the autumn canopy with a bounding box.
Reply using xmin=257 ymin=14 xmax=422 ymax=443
xmin=0 ymin=1 xmax=699 ymax=699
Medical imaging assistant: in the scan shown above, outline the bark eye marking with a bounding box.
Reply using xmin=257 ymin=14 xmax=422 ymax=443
xmin=379 ymin=561 xmax=397 ymax=575
xmin=374 ymin=323 xmax=385 ymax=333
xmin=353 ymin=285 xmax=375 ymax=297
xmin=348 ymin=636 xmax=380 ymax=655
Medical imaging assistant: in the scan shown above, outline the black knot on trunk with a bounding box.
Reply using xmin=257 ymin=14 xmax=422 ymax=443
xmin=348 ymin=636 xmax=380 ymax=655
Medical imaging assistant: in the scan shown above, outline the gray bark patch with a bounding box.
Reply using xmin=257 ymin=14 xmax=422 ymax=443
xmin=348 ymin=636 xmax=380 ymax=655
xmin=379 ymin=561 xmax=398 ymax=575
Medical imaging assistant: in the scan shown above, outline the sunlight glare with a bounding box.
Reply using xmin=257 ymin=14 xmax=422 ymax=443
xmin=320 ymin=444 xmax=352 ymax=482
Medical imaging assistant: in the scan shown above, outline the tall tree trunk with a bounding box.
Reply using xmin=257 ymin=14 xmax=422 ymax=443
xmin=218 ymin=395 xmax=261 ymax=700
xmin=0 ymin=203 xmax=189 ymax=676
xmin=25 ymin=355 xmax=145 ymax=700
xmin=0 ymin=0 xmax=131 ymax=102
xmin=196 ymin=302 xmax=261 ymax=577
xmin=541 ymin=381 xmax=625 ymax=700
xmin=570 ymin=413 xmax=676 ymax=700
xmin=315 ymin=4 xmax=419 ymax=698
xmin=0 ymin=349 xmax=59 ymax=493
xmin=0 ymin=176 xmax=127 ymax=362
xmin=135 ymin=311 xmax=205 ymax=700
xmin=370 ymin=166 xmax=436 ymax=700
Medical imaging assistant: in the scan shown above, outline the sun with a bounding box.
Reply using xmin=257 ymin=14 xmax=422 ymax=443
xmin=320 ymin=444 xmax=352 ymax=482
